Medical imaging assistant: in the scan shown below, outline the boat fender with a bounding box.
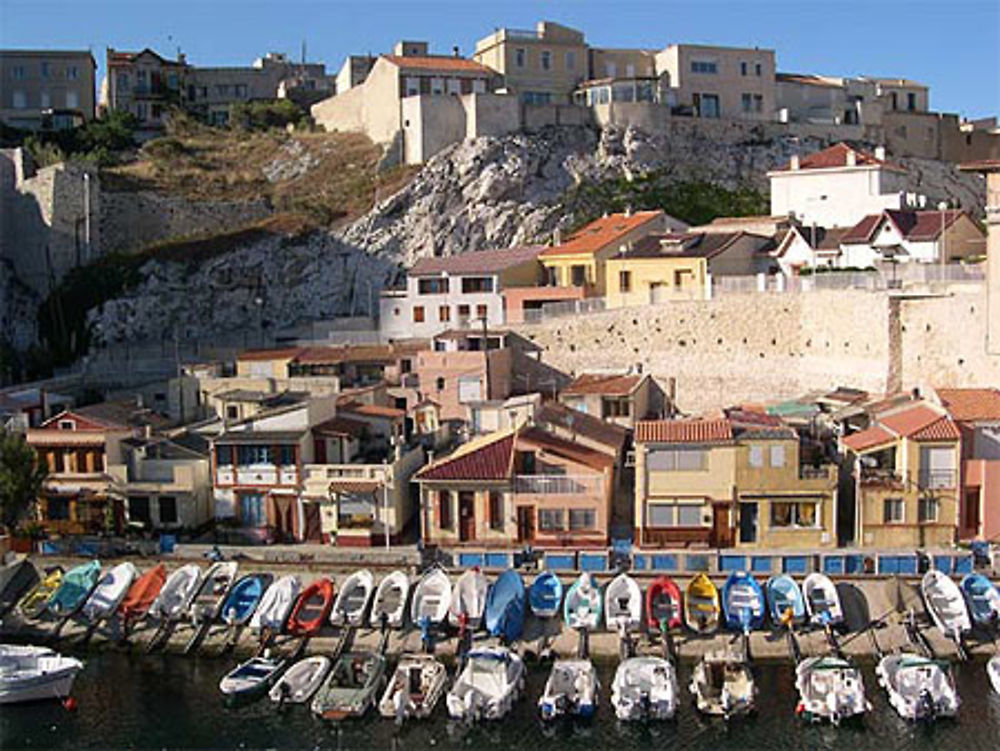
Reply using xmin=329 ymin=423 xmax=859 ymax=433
xmin=62 ymin=696 xmax=78 ymax=712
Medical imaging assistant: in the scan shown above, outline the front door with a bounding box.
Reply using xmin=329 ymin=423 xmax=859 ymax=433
xmin=739 ymin=502 xmax=758 ymax=544
xmin=303 ymin=503 xmax=322 ymax=543
xmin=516 ymin=506 xmax=535 ymax=543
xmin=459 ymin=492 xmax=476 ymax=542
xmin=712 ymin=504 xmax=733 ymax=548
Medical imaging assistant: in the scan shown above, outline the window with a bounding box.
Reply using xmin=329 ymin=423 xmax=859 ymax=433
xmin=216 ymin=446 xmax=234 ymax=466
xmin=458 ymin=376 xmax=482 ymax=403
xmin=167 ymin=73 xmax=179 ymax=89
xmin=883 ymin=497 xmax=904 ymax=524
xmin=430 ymin=77 xmax=444 ymax=95
xmin=678 ymin=505 xmax=702 ymax=526
xmin=457 ymin=304 xmax=470 ymax=318
xmin=691 ymin=60 xmax=718 ymax=74
xmin=605 ymin=61 xmax=618 ymax=77
xmin=234 ymin=83 xmax=248 ymax=98
xmin=489 ymin=491 xmax=504 ymax=531
xmin=755 ymin=62 xmax=762 ymax=76
xmin=159 ymin=496 xmax=178 ymax=525
xmin=438 ymin=305 xmax=451 ymax=322
xmin=539 ymin=508 xmax=565 ymax=531
xmin=770 ymin=445 xmax=786 ymax=468
xmin=566 ymin=51 xmax=575 ymax=70
xmin=698 ymin=93 xmax=720 ymax=118
xmin=741 ymin=61 xmax=748 ymax=76
xmin=570 ymin=265 xmax=587 ymax=286
xmin=136 ymin=102 xmax=147 ymax=120
xmin=461 ymin=277 xmax=494 ymax=293
xmin=438 ymin=490 xmax=452 ymax=529
xmin=413 ymin=306 xmax=425 ymax=323
xmin=569 ymin=508 xmax=595 ymax=530
xmin=237 ymin=445 xmax=273 ymax=466
xmin=417 ymin=278 xmax=449 ymax=294
xmin=646 ymin=448 xmax=707 ymax=471
xmin=648 ymin=503 xmax=702 ymax=527
xmin=602 ymin=397 xmax=631 ymax=418
xmin=541 ymin=50 xmax=551 ymax=70
xmin=435 ymin=377 xmax=445 ymax=391
xmin=919 ymin=446 xmax=955 ymax=489
xmin=891 ymin=92 xmax=898 ymax=111
xmin=129 ymin=496 xmax=151 ymax=525
xmin=277 ymin=445 xmax=295 ymax=466
xmin=226 ymin=405 xmax=239 ymax=420
xmin=472 ymin=79 xmax=486 ymax=94
xmin=240 ymin=493 xmax=265 ymax=527
xmin=476 ymin=304 xmax=488 ymax=319
xmin=748 ymin=446 xmax=764 ymax=467
xmin=770 ymin=501 xmax=818 ymax=528
xmin=515 ymin=48 xmax=526 ymax=68
xmin=216 ymin=84 xmax=230 ymax=96
xmin=907 ymin=92 xmax=916 ymax=111
xmin=40 ymin=91 xmax=51 ymax=108
xmin=40 ymin=61 xmax=49 ymax=78
xmin=65 ymin=90 xmax=79 ymax=109
xmin=753 ymin=94 xmax=763 ymax=113
xmin=11 ymin=65 xmax=25 ymax=80
xmin=619 ymin=269 xmax=632 ymax=292
xmin=58 ymin=420 xmax=74 ymax=430
xmin=47 ymin=497 xmax=70 ymax=521
xmin=12 ymin=90 xmax=26 ymax=109
xmin=918 ymin=497 xmax=939 ymax=523
xmin=742 ymin=93 xmax=752 ymax=112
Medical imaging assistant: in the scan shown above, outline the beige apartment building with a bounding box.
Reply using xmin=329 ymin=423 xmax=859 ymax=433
xmin=0 ymin=49 xmax=96 ymax=130
xmin=655 ymin=44 xmax=775 ymax=120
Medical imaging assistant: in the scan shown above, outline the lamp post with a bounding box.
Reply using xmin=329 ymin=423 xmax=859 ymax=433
xmin=938 ymin=200 xmax=949 ymax=279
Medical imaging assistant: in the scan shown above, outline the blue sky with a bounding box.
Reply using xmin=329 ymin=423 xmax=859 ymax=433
xmin=1 ymin=0 xmax=997 ymax=118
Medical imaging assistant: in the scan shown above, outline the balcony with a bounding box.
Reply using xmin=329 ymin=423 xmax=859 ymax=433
xmin=799 ymin=465 xmax=832 ymax=480
xmin=918 ymin=468 xmax=957 ymax=490
xmin=859 ymin=466 xmax=904 ymax=489
xmin=514 ymin=474 xmax=604 ymax=497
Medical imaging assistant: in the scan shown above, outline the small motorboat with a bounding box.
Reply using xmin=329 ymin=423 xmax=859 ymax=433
xmin=311 ymin=650 xmax=387 ymax=720
xmin=538 ymin=658 xmax=599 ymax=720
xmin=529 ymin=570 xmax=564 ymax=619
xmin=17 ymin=567 xmax=63 ymax=620
xmin=988 ymin=655 xmax=1000 ymax=695
xmin=446 ymin=646 xmax=524 ymax=721
xmin=378 ymin=653 xmax=448 ymax=721
xmin=370 ymin=570 xmax=410 ymax=629
xmin=803 ymin=572 xmax=843 ymax=627
xmin=250 ymin=574 xmax=301 ymax=633
xmin=876 ymin=653 xmax=959 ymax=720
xmin=331 ymin=569 xmax=375 ymax=627
xmin=220 ymin=573 xmax=273 ymax=627
xmin=722 ymin=571 xmax=765 ymax=634
xmin=149 ymin=564 xmax=203 ymax=621
xmin=219 ymin=654 xmax=286 ymax=698
xmin=563 ymin=572 xmax=602 ymax=631
xmin=0 ymin=558 xmax=40 ymax=617
xmin=922 ymin=570 xmax=971 ymax=642
xmin=410 ymin=568 xmax=451 ymax=627
xmin=449 ymin=568 xmax=489 ymax=629
xmin=611 ymin=655 xmax=678 ymax=721
xmin=766 ymin=574 xmax=806 ymax=627
xmin=689 ymin=649 xmax=756 ymax=718
xmin=485 ymin=568 xmax=526 ymax=643
xmin=604 ymin=572 xmax=642 ymax=632
xmin=47 ymin=560 xmax=101 ymax=618
xmin=646 ymin=575 xmax=682 ymax=632
xmin=0 ymin=645 xmax=83 ymax=704
xmin=269 ymin=655 xmax=331 ymax=704
xmin=81 ymin=561 xmax=137 ymax=623
xmin=119 ymin=563 xmax=167 ymax=629
xmin=684 ymin=574 xmax=720 ymax=634
xmin=287 ymin=578 xmax=336 ymax=636
xmin=188 ymin=561 xmax=239 ymax=625
xmin=959 ymin=573 xmax=1000 ymax=629
xmin=794 ymin=655 xmax=870 ymax=724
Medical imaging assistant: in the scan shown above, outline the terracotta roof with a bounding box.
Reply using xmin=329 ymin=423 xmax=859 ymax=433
xmin=343 ymin=403 xmax=406 ymax=419
xmin=562 ymin=373 xmax=642 ymax=397
xmin=841 ymin=425 xmax=895 ymax=452
xmin=294 ymin=345 xmax=396 ymax=365
xmin=540 ymin=211 xmax=664 ymax=258
xmin=409 ymin=246 xmax=545 ymax=276
xmin=879 ymin=403 xmax=950 ymax=437
xmin=417 ymin=431 xmax=515 ymax=481
xmin=535 ymin=402 xmax=627 ymax=453
xmin=237 ymin=347 xmax=304 ymax=362
xmin=517 ymin=426 xmax=615 ymax=471
xmin=843 ymin=402 xmax=959 ymax=451
xmin=841 ymin=214 xmax=884 ymax=244
xmin=622 ymin=231 xmax=773 ymax=260
xmin=774 ymin=142 xmax=906 ymax=174
xmin=936 ymin=388 xmax=1000 ymax=422
xmin=312 ymin=415 xmax=369 ymax=437
xmin=382 ymin=55 xmax=493 ymax=73
xmin=842 ymin=209 xmax=971 ymax=245
xmin=910 ymin=417 xmax=961 ymax=441
xmin=635 ymin=419 xmax=733 ymax=444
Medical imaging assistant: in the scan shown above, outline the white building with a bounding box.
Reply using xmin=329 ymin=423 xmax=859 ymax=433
xmin=838 ymin=209 xmax=985 ymax=268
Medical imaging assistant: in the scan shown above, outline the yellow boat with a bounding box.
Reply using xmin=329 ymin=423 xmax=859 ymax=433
xmin=684 ymin=573 xmax=720 ymax=634
xmin=17 ymin=567 xmax=64 ymax=620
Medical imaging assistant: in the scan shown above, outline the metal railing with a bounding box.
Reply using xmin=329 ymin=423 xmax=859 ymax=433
xmin=513 ymin=474 xmax=604 ymax=496
xmin=918 ymin=468 xmax=957 ymax=490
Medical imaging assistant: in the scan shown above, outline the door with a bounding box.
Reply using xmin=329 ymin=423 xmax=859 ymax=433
xmin=964 ymin=489 xmax=981 ymax=536
xmin=739 ymin=502 xmax=758 ymax=544
xmin=516 ymin=506 xmax=535 ymax=543
xmin=712 ymin=504 xmax=732 ymax=548
xmin=303 ymin=502 xmax=322 ymax=543
xmin=459 ymin=492 xmax=476 ymax=542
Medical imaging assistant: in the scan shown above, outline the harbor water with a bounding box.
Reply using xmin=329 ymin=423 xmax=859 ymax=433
xmin=3 ymin=650 xmax=1000 ymax=750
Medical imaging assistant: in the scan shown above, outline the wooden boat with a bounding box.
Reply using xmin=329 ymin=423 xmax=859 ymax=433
xmin=311 ymin=650 xmax=387 ymax=720
xmin=331 ymin=569 xmax=375 ymax=627
xmin=538 ymin=658 xmax=599 ymax=720
xmin=47 ymin=560 xmax=101 ymax=618
xmin=794 ymin=655 xmax=870 ymax=724
xmin=988 ymin=655 xmax=1000 ymax=695
xmin=684 ymin=574 xmax=720 ymax=634
xmin=287 ymin=578 xmax=335 ymax=636
xmin=563 ymin=572 xmax=602 ymax=631
xmin=0 ymin=645 xmax=83 ymax=705
xmin=529 ymin=570 xmax=563 ymax=619
xmin=876 ymin=653 xmax=959 ymax=720
xmin=645 ymin=575 xmax=682 ymax=632
xmin=409 ymin=568 xmax=451 ymax=627
xmin=378 ymin=653 xmax=448 ymax=721
xmin=689 ymin=649 xmax=756 ymax=717
xmin=250 ymin=574 xmax=300 ymax=633
xmin=604 ymin=572 xmax=642 ymax=632
xmin=220 ymin=573 xmax=272 ymax=626
xmin=188 ymin=561 xmax=239 ymax=625
xmin=269 ymin=655 xmax=331 ymax=704
xmin=611 ymin=656 xmax=678 ymax=721
xmin=445 ymin=646 xmax=524 ymax=721
xmin=370 ymin=570 xmax=409 ymax=629
xmin=81 ymin=561 xmax=137 ymax=623
xmin=959 ymin=573 xmax=1000 ymax=628
xmin=17 ymin=567 xmax=63 ymax=620
xmin=921 ymin=570 xmax=971 ymax=642
xmin=119 ymin=563 xmax=167 ymax=628
xmin=149 ymin=564 xmax=202 ymax=621
xmin=0 ymin=558 xmax=40 ymax=617
xmin=766 ymin=574 xmax=806 ymax=627
xmin=449 ymin=568 xmax=489 ymax=628
xmin=484 ymin=568 xmax=525 ymax=642
xmin=803 ymin=572 xmax=843 ymax=627
xmin=219 ymin=654 xmax=286 ymax=698
xmin=722 ymin=571 xmax=765 ymax=633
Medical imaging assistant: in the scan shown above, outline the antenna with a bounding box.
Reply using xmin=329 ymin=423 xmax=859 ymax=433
xmin=301 ymin=39 xmax=306 ymax=65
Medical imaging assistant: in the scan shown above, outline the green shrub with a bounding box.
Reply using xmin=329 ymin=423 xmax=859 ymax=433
xmin=230 ymin=99 xmax=307 ymax=132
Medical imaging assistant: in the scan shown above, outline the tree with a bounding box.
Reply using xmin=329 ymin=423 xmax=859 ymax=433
xmin=0 ymin=432 xmax=47 ymax=533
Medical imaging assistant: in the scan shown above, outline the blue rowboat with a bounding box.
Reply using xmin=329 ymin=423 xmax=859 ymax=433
xmin=766 ymin=574 xmax=806 ymax=627
xmin=721 ymin=571 xmax=765 ymax=633
xmin=485 ymin=568 xmax=526 ymax=643
xmin=529 ymin=570 xmax=563 ymax=619
xmin=47 ymin=560 xmax=101 ymax=617
xmin=960 ymin=573 xmax=1000 ymax=627
xmin=221 ymin=573 xmax=273 ymax=626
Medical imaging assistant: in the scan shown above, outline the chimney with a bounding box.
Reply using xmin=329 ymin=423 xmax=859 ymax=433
xmin=177 ymin=52 xmax=186 ymax=65
xmin=624 ymin=205 xmax=633 ymax=217
xmin=553 ymin=227 xmax=563 ymax=245
xmin=874 ymin=145 xmax=886 ymax=161
xmin=790 ymin=154 xmax=800 ymax=170
xmin=452 ymin=45 xmax=460 ymax=58
xmin=845 ymin=149 xmax=857 ymax=167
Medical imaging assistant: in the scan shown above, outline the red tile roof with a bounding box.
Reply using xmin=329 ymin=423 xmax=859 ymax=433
xmin=383 ymin=55 xmax=493 ymax=74
xmin=841 ymin=214 xmax=884 ymax=244
xmin=936 ymin=388 xmax=1000 ymax=422
xmin=237 ymin=347 xmax=304 ymax=362
xmin=409 ymin=246 xmax=545 ymax=277
xmin=540 ymin=211 xmax=664 ymax=258
xmin=417 ymin=432 xmax=515 ymax=481
xmin=312 ymin=416 xmax=369 ymax=437
xmin=562 ymin=373 xmax=642 ymax=397
xmin=517 ymin=427 xmax=615 ymax=471
xmin=295 ymin=345 xmax=395 ymax=365
xmin=910 ymin=417 xmax=961 ymax=441
xmin=775 ymin=142 xmax=906 ymax=173
xmin=841 ymin=209 xmax=970 ymax=245
xmin=841 ymin=425 xmax=895 ymax=452
xmin=635 ymin=419 xmax=733 ymax=444
xmin=879 ymin=403 xmax=950 ymax=437
xmin=842 ymin=402 xmax=959 ymax=451
xmin=343 ymin=403 xmax=406 ymax=419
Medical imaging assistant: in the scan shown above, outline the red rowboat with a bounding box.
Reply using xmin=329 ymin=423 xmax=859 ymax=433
xmin=646 ymin=575 xmax=683 ymax=631
xmin=287 ymin=578 xmax=335 ymax=636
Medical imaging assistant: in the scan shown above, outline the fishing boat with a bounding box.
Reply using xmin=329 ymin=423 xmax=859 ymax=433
xmin=119 ymin=563 xmax=167 ymax=629
xmin=81 ymin=561 xmax=137 ymax=623
xmin=722 ymin=571 xmax=765 ymax=633
xmin=449 ymin=568 xmax=489 ymax=629
xmin=529 ymin=570 xmax=564 ymax=619
xmin=794 ymin=655 xmax=870 ymax=724
xmin=921 ymin=570 xmax=971 ymax=642
xmin=410 ymin=567 xmax=451 ymax=627
xmin=802 ymin=572 xmax=844 ymax=627
xmin=689 ymin=649 xmax=756 ymax=718
xmin=766 ymin=574 xmax=806 ymax=627
xmin=446 ymin=646 xmax=524 ymax=721
xmin=149 ymin=563 xmax=203 ymax=621
xmin=604 ymin=572 xmax=642 ymax=632
xmin=876 ymin=653 xmax=959 ymax=720
xmin=378 ymin=653 xmax=448 ymax=721
xmin=47 ymin=560 xmax=101 ymax=618
xmin=331 ymin=569 xmax=375 ymax=627
xmin=610 ymin=655 xmax=678 ymax=721
xmin=17 ymin=567 xmax=63 ymax=620
xmin=220 ymin=573 xmax=273 ymax=627
xmin=563 ymin=572 xmax=602 ymax=631
xmin=219 ymin=654 xmax=286 ymax=698
xmin=0 ymin=558 xmax=40 ymax=617
xmin=484 ymin=568 xmax=526 ymax=642
xmin=188 ymin=561 xmax=239 ymax=625
xmin=645 ymin=575 xmax=682 ymax=632
xmin=250 ymin=574 xmax=301 ymax=633
xmin=311 ymin=650 xmax=388 ymax=720
xmin=988 ymin=655 xmax=1000 ymax=695
xmin=370 ymin=570 xmax=410 ymax=629
xmin=538 ymin=658 xmax=599 ymax=720
xmin=269 ymin=655 xmax=331 ymax=704
xmin=0 ymin=645 xmax=83 ymax=705
xmin=959 ymin=573 xmax=1000 ymax=628
xmin=684 ymin=574 xmax=721 ymax=634
xmin=287 ymin=578 xmax=335 ymax=636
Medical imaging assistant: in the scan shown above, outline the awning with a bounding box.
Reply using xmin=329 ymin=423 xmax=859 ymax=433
xmin=327 ymin=479 xmax=382 ymax=494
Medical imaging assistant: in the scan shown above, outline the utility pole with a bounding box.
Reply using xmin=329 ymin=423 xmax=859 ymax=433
xmin=481 ymin=314 xmax=491 ymax=400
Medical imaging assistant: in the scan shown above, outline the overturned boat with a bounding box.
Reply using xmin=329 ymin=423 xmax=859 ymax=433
xmin=529 ymin=570 xmax=563 ymax=620
xmin=876 ymin=653 xmax=959 ymax=720
xmin=538 ymin=658 xmax=599 ymax=720
xmin=119 ymin=563 xmax=167 ymax=631
xmin=81 ymin=561 xmax=137 ymax=623
xmin=0 ymin=558 xmax=41 ymax=618
xmin=722 ymin=571 xmax=765 ymax=633
xmin=410 ymin=568 xmax=451 ymax=628
xmin=286 ymin=578 xmax=335 ymax=637
xmin=611 ymin=655 xmax=678 ymax=721
xmin=370 ymin=570 xmax=410 ymax=629
xmin=188 ymin=561 xmax=239 ymax=626
xmin=250 ymin=574 xmax=300 ymax=634
xmin=485 ymin=568 xmax=525 ymax=643
xmin=269 ymin=655 xmax=331 ymax=704
xmin=220 ymin=573 xmax=272 ymax=627
xmin=311 ymin=650 xmax=387 ymax=720
xmin=449 ymin=568 xmax=489 ymax=629
xmin=149 ymin=564 xmax=202 ymax=622
xmin=17 ymin=567 xmax=63 ymax=620
xmin=378 ymin=653 xmax=448 ymax=722
xmin=446 ymin=646 xmax=524 ymax=721
xmin=794 ymin=655 xmax=870 ymax=724
xmin=331 ymin=569 xmax=375 ymax=627
xmin=604 ymin=572 xmax=642 ymax=632
xmin=922 ymin=570 xmax=971 ymax=643
xmin=959 ymin=573 xmax=1000 ymax=630
xmin=47 ymin=560 xmax=101 ymax=618
xmin=689 ymin=649 xmax=756 ymax=718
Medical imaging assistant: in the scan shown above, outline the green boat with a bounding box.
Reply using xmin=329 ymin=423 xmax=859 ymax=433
xmin=47 ymin=560 xmax=101 ymax=617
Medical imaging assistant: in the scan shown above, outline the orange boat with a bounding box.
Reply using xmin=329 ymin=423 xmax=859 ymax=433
xmin=119 ymin=563 xmax=167 ymax=628
xmin=287 ymin=578 xmax=335 ymax=637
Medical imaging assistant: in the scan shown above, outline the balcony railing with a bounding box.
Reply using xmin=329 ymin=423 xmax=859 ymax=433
xmin=799 ymin=465 xmax=832 ymax=480
xmin=918 ymin=469 xmax=957 ymax=490
xmin=514 ymin=474 xmax=604 ymax=496
xmin=859 ymin=466 xmax=904 ymax=488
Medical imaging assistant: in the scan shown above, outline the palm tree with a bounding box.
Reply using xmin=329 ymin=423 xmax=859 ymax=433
xmin=0 ymin=432 xmax=48 ymax=534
